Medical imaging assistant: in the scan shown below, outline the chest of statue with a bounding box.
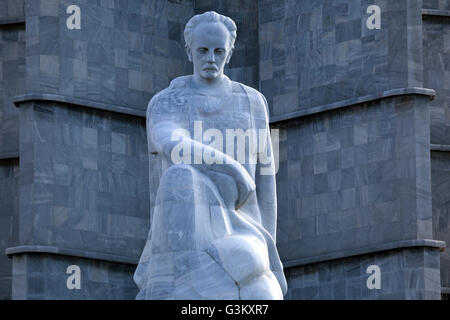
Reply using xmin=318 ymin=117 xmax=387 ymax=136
xmin=185 ymin=92 xmax=252 ymax=135
xmin=162 ymin=86 xmax=264 ymax=172
xmin=161 ymin=77 xmax=267 ymax=136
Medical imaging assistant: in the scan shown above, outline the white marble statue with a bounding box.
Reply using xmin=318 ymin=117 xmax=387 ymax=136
xmin=134 ymin=11 xmax=287 ymax=300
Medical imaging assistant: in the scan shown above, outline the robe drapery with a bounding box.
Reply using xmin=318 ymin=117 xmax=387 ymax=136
xmin=134 ymin=75 xmax=287 ymax=299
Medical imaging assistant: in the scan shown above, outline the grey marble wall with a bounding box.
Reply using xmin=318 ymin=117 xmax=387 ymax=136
xmin=284 ymin=247 xmax=442 ymax=300
xmin=423 ymin=0 xmax=450 ymax=10
xmin=0 ymin=159 xmax=18 ymax=300
xmin=258 ymin=0 xmax=423 ymax=118
xmin=17 ymin=101 xmax=149 ymax=260
xmin=422 ymin=1 xmax=450 ymax=293
xmin=431 ymin=151 xmax=450 ymax=290
xmin=11 ymin=253 xmax=137 ymax=299
xmin=24 ymin=0 xmax=194 ymax=114
xmin=273 ymin=94 xmax=433 ymax=263
xmin=0 ymin=0 xmax=24 ymax=22
xmin=423 ymin=16 xmax=450 ymax=145
xmin=0 ymin=0 xmax=24 ymax=300
xmin=257 ymin=0 xmax=444 ymax=300
xmin=0 ymin=0 xmax=25 ymax=157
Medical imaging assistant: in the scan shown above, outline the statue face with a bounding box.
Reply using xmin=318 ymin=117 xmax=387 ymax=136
xmin=188 ymin=22 xmax=232 ymax=81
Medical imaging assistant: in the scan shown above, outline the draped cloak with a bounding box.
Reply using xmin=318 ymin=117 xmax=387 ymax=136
xmin=133 ymin=75 xmax=287 ymax=299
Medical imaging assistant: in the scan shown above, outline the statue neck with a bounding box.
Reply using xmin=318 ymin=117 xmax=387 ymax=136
xmin=189 ymin=74 xmax=232 ymax=97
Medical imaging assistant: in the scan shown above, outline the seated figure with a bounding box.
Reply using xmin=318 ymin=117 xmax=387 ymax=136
xmin=134 ymin=11 xmax=287 ymax=300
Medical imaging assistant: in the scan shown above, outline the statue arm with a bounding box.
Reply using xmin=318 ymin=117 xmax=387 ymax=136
xmin=255 ymin=94 xmax=278 ymax=241
xmin=147 ymin=93 xmax=255 ymax=209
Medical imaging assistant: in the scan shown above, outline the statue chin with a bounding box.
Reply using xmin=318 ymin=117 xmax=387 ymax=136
xmin=200 ymin=71 xmax=219 ymax=80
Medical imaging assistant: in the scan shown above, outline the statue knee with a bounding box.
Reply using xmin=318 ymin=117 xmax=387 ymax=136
xmin=239 ymin=271 xmax=284 ymax=300
xmin=206 ymin=235 xmax=270 ymax=284
xmin=165 ymin=164 xmax=195 ymax=178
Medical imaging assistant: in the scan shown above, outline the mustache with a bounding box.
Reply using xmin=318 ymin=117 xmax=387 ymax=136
xmin=203 ymin=65 xmax=218 ymax=71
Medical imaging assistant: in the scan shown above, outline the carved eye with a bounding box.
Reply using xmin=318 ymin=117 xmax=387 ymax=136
xmin=198 ymin=48 xmax=208 ymax=54
xmin=215 ymin=48 xmax=225 ymax=54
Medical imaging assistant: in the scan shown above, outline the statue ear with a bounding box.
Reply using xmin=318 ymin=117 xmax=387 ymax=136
xmin=226 ymin=48 xmax=234 ymax=64
xmin=185 ymin=45 xmax=193 ymax=62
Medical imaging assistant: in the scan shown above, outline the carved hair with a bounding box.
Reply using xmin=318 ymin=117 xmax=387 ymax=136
xmin=184 ymin=11 xmax=237 ymax=50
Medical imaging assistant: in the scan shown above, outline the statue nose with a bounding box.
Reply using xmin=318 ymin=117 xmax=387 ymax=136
xmin=207 ymin=52 xmax=215 ymax=62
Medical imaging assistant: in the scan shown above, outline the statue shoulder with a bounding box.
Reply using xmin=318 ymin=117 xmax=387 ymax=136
xmin=147 ymin=76 xmax=191 ymax=116
xmin=169 ymin=75 xmax=191 ymax=89
xmin=232 ymin=81 xmax=270 ymax=120
xmin=232 ymin=81 xmax=258 ymax=95
xmin=146 ymin=88 xmax=169 ymax=115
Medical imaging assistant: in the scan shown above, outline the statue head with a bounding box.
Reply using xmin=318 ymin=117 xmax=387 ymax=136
xmin=184 ymin=11 xmax=237 ymax=81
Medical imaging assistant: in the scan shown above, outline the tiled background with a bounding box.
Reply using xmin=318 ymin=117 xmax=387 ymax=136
xmin=0 ymin=159 xmax=18 ymax=300
xmin=0 ymin=0 xmax=24 ymax=300
xmin=0 ymin=0 xmax=24 ymax=21
xmin=423 ymin=0 xmax=450 ymax=10
xmin=18 ymin=101 xmax=150 ymax=258
xmin=0 ymin=0 xmax=25 ymax=156
xmin=422 ymin=0 xmax=450 ymax=293
xmin=431 ymin=151 xmax=450 ymax=291
xmin=259 ymin=0 xmax=447 ymax=299
xmin=274 ymin=95 xmax=433 ymax=262
xmin=423 ymin=14 xmax=450 ymax=146
xmin=25 ymin=0 xmax=194 ymax=113
xmin=11 ymin=253 xmax=137 ymax=299
xmin=258 ymin=0 xmax=423 ymax=117
xmin=284 ymin=247 xmax=441 ymax=299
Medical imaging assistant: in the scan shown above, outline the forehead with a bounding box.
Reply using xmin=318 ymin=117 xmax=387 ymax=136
xmin=192 ymin=22 xmax=230 ymax=47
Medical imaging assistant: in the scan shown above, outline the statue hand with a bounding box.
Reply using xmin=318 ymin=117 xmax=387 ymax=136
xmin=206 ymin=171 xmax=238 ymax=209
xmin=233 ymin=166 xmax=256 ymax=209
xmin=203 ymin=169 xmax=254 ymax=210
